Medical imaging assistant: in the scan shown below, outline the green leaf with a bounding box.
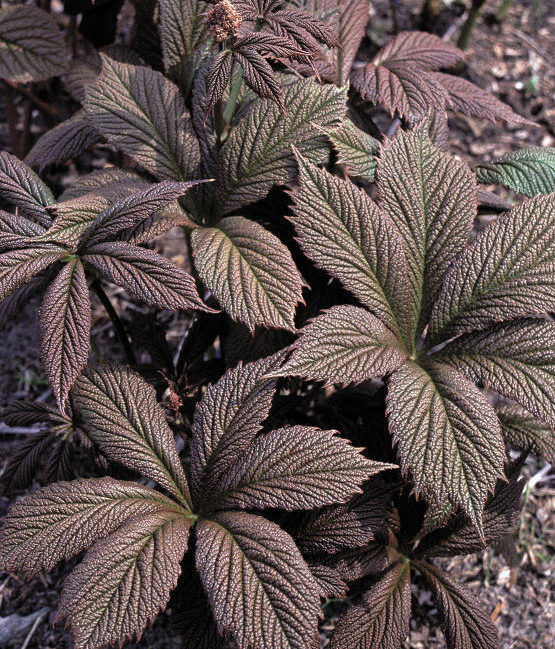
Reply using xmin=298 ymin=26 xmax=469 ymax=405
xmin=81 ymin=241 xmax=210 ymax=312
xmin=189 ymin=354 xmax=283 ymax=504
xmin=292 ymin=155 xmax=411 ymax=343
xmin=195 ymin=511 xmax=321 ymax=649
xmin=0 ymin=477 xmax=182 ymax=577
xmin=0 ymin=5 xmax=67 ymax=82
xmin=191 ymin=216 xmax=303 ymax=332
xmin=386 ymin=361 xmax=506 ymax=533
xmin=475 ymin=147 xmax=555 ymax=197
xmin=215 ymin=78 xmax=346 ymax=214
xmin=416 ymin=561 xmax=499 ymax=649
xmin=0 ymin=152 xmax=55 ymax=227
xmin=203 ymin=425 xmax=394 ymax=512
xmin=57 ymin=509 xmax=190 ymax=649
xmin=25 ymin=113 xmax=101 ymax=173
xmin=327 ymin=560 xmax=411 ymax=649
xmin=377 ymin=122 xmax=476 ymax=343
xmin=497 ymin=403 xmax=555 ymax=464
xmin=437 ymin=318 xmax=555 ymax=427
xmin=39 ymin=258 xmax=91 ymax=410
xmin=0 ymin=245 xmax=65 ymax=302
xmin=159 ymin=0 xmax=207 ymax=71
xmin=73 ymin=364 xmax=192 ymax=508
xmin=84 ymin=56 xmax=199 ymax=181
xmin=274 ymin=305 xmax=407 ymax=385
xmin=327 ymin=119 xmax=379 ymax=182
xmin=429 ymin=193 xmax=555 ymax=344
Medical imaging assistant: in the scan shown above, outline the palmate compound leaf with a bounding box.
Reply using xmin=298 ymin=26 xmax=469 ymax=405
xmin=25 ymin=113 xmax=101 ymax=173
xmin=191 ymin=216 xmax=303 ymax=332
xmin=273 ymin=305 xmax=407 ymax=385
xmin=291 ymin=154 xmax=412 ymax=345
xmin=475 ymin=146 xmax=555 ymax=197
xmin=202 ymin=425 xmax=395 ymax=512
xmin=415 ymin=561 xmax=499 ymax=649
xmin=84 ymin=56 xmax=200 ymax=181
xmin=428 ymin=192 xmax=555 ymax=346
xmin=437 ymin=318 xmax=555 ymax=428
xmin=0 ymin=477 xmax=183 ymax=577
xmin=327 ymin=119 xmax=379 ymax=182
xmin=57 ymin=509 xmax=190 ymax=649
xmin=0 ymin=5 xmax=67 ymax=83
xmin=327 ymin=559 xmax=411 ymax=649
xmin=195 ymin=511 xmax=321 ymax=649
xmin=81 ymin=241 xmax=210 ymax=312
xmin=0 ymin=210 xmax=45 ymax=250
xmin=73 ymin=364 xmax=192 ymax=508
xmin=377 ymin=121 xmax=476 ymax=343
xmin=39 ymin=258 xmax=91 ymax=411
xmin=386 ymin=361 xmax=506 ymax=534
xmin=215 ymin=78 xmax=346 ymax=214
xmin=189 ymin=353 xmax=284 ymax=504
xmin=372 ymin=31 xmax=464 ymax=70
xmin=496 ymin=403 xmax=555 ymax=463
xmin=0 ymin=245 xmax=66 ymax=302
xmin=0 ymin=152 xmax=55 ymax=227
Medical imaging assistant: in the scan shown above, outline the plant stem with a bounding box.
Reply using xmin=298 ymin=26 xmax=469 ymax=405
xmin=91 ymin=280 xmax=137 ymax=366
xmin=457 ymin=0 xmax=487 ymax=50
xmin=223 ymin=65 xmax=244 ymax=125
xmin=214 ymin=99 xmax=226 ymax=146
xmin=3 ymin=79 xmax=59 ymax=121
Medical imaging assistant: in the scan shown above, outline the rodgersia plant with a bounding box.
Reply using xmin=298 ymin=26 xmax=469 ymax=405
xmin=0 ymin=2 xmax=554 ymax=649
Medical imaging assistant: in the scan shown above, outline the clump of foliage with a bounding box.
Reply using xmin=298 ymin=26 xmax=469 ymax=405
xmin=0 ymin=2 xmax=553 ymax=649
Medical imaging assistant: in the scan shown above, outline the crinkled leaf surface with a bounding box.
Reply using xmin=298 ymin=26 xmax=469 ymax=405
xmin=203 ymin=425 xmax=394 ymax=512
xmin=327 ymin=119 xmax=378 ymax=182
xmin=292 ymin=156 xmax=411 ymax=343
xmin=195 ymin=511 xmax=321 ymax=649
xmin=429 ymin=193 xmax=555 ymax=344
xmin=39 ymin=258 xmax=91 ymax=410
xmin=82 ymin=180 xmax=202 ymax=246
xmin=327 ymin=560 xmax=411 ymax=649
xmin=0 ymin=152 xmax=55 ymax=227
xmin=58 ymin=510 xmax=190 ymax=649
xmin=0 ymin=477 xmax=182 ymax=577
xmin=85 ymin=56 xmax=199 ymax=180
xmin=59 ymin=168 xmax=149 ymax=202
xmin=434 ymin=72 xmax=533 ymax=126
xmin=417 ymin=562 xmax=499 ymax=649
xmin=475 ymin=147 xmax=555 ymax=197
xmin=159 ymin=0 xmax=206 ymax=71
xmin=295 ymin=478 xmax=396 ymax=554
xmin=0 ymin=245 xmax=65 ymax=302
xmin=25 ymin=113 xmax=101 ymax=173
xmin=81 ymin=242 xmax=209 ymax=312
xmin=73 ymin=364 xmax=192 ymax=507
xmin=497 ymin=403 xmax=554 ymax=464
xmin=417 ymin=469 xmax=523 ymax=558
xmin=189 ymin=354 xmax=282 ymax=503
xmin=372 ymin=31 xmax=464 ymax=70
xmin=215 ymin=79 xmax=346 ymax=214
xmin=275 ymin=305 xmax=407 ymax=385
xmin=377 ymin=123 xmax=476 ymax=342
xmin=42 ymin=193 xmax=111 ymax=249
xmin=437 ymin=318 xmax=555 ymax=427
xmin=386 ymin=361 xmax=506 ymax=533
xmin=0 ymin=5 xmax=67 ymax=82
xmin=191 ymin=216 xmax=303 ymax=332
